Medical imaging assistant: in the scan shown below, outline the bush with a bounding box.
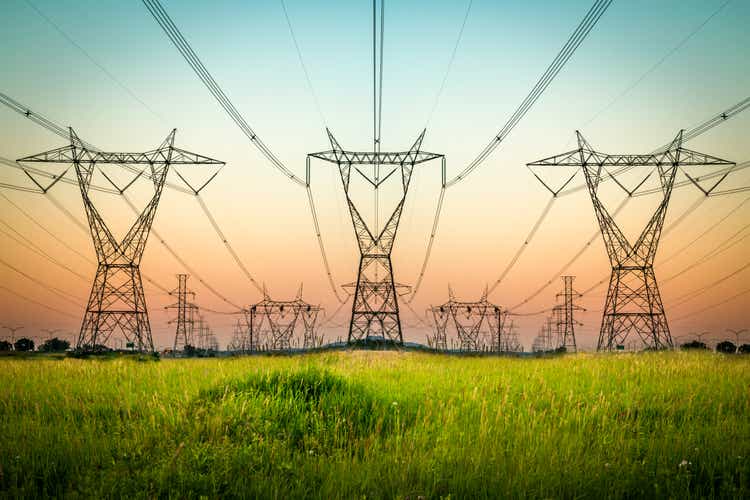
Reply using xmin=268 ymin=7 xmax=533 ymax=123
xmin=680 ymin=340 xmax=708 ymax=350
xmin=739 ymin=344 xmax=750 ymax=354
xmin=14 ymin=337 xmax=35 ymax=352
xmin=716 ymin=341 xmax=736 ymax=354
xmin=0 ymin=340 xmax=12 ymax=351
xmin=39 ymin=337 xmax=70 ymax=353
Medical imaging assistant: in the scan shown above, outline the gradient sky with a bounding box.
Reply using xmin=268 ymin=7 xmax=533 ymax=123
xmin=1 ymin=0 xmax=749 ymax=350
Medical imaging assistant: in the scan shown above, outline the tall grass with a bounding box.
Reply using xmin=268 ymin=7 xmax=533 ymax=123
xmin=0 ymin=351 xmax=747 ymax=498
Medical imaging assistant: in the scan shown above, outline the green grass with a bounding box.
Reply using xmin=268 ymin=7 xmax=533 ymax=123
xmin=0 ymin=351 xmax=748 ymax=498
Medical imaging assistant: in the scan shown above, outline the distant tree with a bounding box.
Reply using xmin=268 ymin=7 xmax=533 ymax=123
xmin=39 ymin=337 xmax=70 ymax=353
xmin=0 ymin=340 xmax=12 ymax=351
xmin=739 ymin=344 xmax=750 ymax=354
xmin=14 ymin=337 xmax=35 ymax=352
xmin=716 ymin=341 xmax=736 ymax=354
xmin=680 ymin=340 xmax=708 ymax=350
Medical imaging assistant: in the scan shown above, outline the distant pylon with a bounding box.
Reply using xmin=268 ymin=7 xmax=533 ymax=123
xmin=528 ymin=131 xmax=735 ymax=351
xmin=17 ymin=129 xmax=224 ymax=352
xmin=308 ymin=130 xmax=445 ymax=345
xmin=554 ymin=276 xmax=583 ymax=353
xmin=166 ymin=274 xmax=197 ymax=352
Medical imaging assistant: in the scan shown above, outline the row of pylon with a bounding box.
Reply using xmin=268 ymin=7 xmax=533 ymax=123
xmin=13 ymin=128 xmax=736 ymax=353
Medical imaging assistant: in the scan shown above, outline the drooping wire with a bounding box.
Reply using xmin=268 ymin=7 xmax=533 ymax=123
xmin=446 ymin=0 xmax=613 ymax=187
xmin=670 ymin=261 xmax=750 ymax=307
xmin=407 ymin=0 xmax=611 ymax=303
xmin=0 ymin=256 xmax=83 ymax=307
xmin=487 ymin=197 xmax=555 ymax=294
xmin=24 ymin=0 xmax=165 ymax=122
xmin=0 ymin=221 xmax=88 ymax=282
xmin=406 ymin=186 xmax=445 ymax=303
xmin=279 ymin=0 xmax=327 ymax=126
xmin=425 ymin=0 xmax=473 ymax=128
xmin=0 ymin=190 xmax=93 ymax=264
xmin=0 ymin=285 xmax=79 ymax=320
xmin=508 ymin=196 xmax=628 ymax=311
xmin=575 ymin=0 xmax=732 ymax=131
xmin=121 ymin=196 xmax=243 ymax=309
xmin=195 ymin=195 xmax=263 ymax=294
xmin=141 ymin=0 xmax=345 ymax=302
xmin=671 ymin=287 xmax=750 ymax=322
xmin=141 ymin=0 xmax=305 ymax=186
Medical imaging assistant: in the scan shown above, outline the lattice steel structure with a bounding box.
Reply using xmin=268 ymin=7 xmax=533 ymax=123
xmin=429 ymin=288 xmax=507 ymax=352
xmin=553 ymin=276 xmax=583 ymax=353
xmin=18 ymin=129 xmax=224 ymax=352
xmin=242 ymin=288 xmax=322 ymax=351
xmin=309 ymin=130 xmax=445 ymax=344
xmin=528 ymin=131 xmax=734 ymax=351
xmin=165 ymin=274 xmax=198 ymax=352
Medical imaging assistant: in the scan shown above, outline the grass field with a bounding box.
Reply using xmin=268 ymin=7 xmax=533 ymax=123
xmin=0 ymin=351 xmax=748 ymax=498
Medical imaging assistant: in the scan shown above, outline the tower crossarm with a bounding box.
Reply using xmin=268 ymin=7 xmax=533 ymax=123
xmin=309 ymin=150 xmax=442 ymax=166
xmin=527 ymin=148 xmax=734 ymax=169
xmin=17 ymin=146 xmax=224 ymax=166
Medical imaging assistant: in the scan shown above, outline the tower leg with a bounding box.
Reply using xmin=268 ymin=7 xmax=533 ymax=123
xmin=597 ymin=266 xmax=672 ymax=351
xmin=77 ymin=264 xmax=153 ymax=352
xmin=348 ymin=255 xmax=402 ymax=344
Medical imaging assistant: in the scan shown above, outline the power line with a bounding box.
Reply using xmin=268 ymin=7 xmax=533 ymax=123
xmin=670 ymin=261 xmax=750 ymax=307
xmin=0 ymin=257 xmax=83 ymax=308
xmin=576 ymin=0 xmax=732 ymax=130
xmin=0 ymin=221 xmax=89 ymax=282
xmin=0 ymin=190 xmax=94 ymax=264
xmin=0 ymin=285 xmax=79 ymax=320
xmin=279 ymin=0 xmax=327 ymax=126
xmin=446 ymin=0 xmax=613 ymax=187
xmin=140 ymin=0 xmax=345 ymax=302
xmin=141 ymin=0 xmax=304 ymax=186
xmin=671 ymin=287 xmax=750 ymax=322
xmin=24 ymin=0 xmax=164 ymax=122
xmin=425 ymin=0 xmax=473 ymax=128
xmin=407 ymin=0 xmax=612 ymax=301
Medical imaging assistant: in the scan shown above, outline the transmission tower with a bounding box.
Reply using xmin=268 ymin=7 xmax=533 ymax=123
xmin=243 ymin=287 xmax=321 ymax=351
xmin=165 ymin=274 xmax=198 ymax=352
xmin=308 ymin=130 xmax=445 ymax=345
xmin=17 ymin=129 xmax=224 ymax=352
xmin=429 ymin=287 xmax=505 ymax=352
xmin=428 ymin=305 xmax=450 ymax=351
xmin=553 ymin=276 xmax=583 ymax=353
xmin=528 ymin=131 xmax=734 ymax=351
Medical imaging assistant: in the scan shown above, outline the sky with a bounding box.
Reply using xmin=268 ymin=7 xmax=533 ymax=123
xmin=0 ymin=0 xmax=749 ymax=350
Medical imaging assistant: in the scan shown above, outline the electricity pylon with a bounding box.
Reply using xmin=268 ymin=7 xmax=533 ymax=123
xmin=244 ymin=287 xmax=321 ymax=351
xmin=308 ymin=129 xmax=445 ymax=344
xmin=528 ymin=131 xmax=734 ymax=351
xmin=18 ymin=129 xmax=224 ymax=352
xmin=165 ymin=274 xmax=198 ymax=352
xmin=429 ymin=287 xmax=505 ymax=352
xmin=554 ymin=276 xmax=583 ymax=352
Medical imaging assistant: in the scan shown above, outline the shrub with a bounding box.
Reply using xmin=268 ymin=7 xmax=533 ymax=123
xmin=680 ymin=340 xmax=708 ymax=350
xmin=13 ymin=337 xmax=35 ymax=352
xmin=716 ymin=341 xmax=736 ymax=354
xmin=738 ymin=344 xmax=750 ymax=354
xmin=39 ymin=337 xmax=71 ymax=353
xmin=0 ymin=340 xmax=12 ymax=351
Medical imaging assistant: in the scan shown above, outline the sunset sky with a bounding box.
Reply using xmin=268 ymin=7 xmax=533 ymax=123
xmin=1 ymin=0 xmax=748 ymax=350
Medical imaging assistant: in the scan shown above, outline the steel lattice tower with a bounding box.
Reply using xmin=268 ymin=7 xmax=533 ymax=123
xmin=244 ymin=288 xmax=321 ymax=351
xmin=18 ymin=129 xmax=224 ymax=352
xmin=308 ymin=130 xmax=445 ymax=345
xmin=166 ymin=274 xmax=197 ymax=352
xmin=528 ymin=131 xmax=734 ymax=351
xmin=554 ymin=276 xmax=582 ymax=353
xmin=429 ymin=287 xmax=505 ymax=352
